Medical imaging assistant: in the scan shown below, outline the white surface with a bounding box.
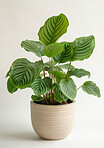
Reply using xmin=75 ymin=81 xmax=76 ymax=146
xmin=0 ymin=0 xmax=104 ymax=147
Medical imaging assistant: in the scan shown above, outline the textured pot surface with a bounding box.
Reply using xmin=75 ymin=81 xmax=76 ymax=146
xmin=31 ymin=101 xmax=75 ymax=140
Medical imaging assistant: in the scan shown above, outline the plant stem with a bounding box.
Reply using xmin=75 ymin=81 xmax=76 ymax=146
xmin=43 ymin=94 xmax=48 ymax=104
xmin=41 ymin=57 xmax=45 ymax=78
xmin=51 ymin=89 xmax=54 ymax=104
xmin=61 ymin=101 xmax=68 ymax=104
xmin=41 ymin=57 xmax=49 ymax=104
xmin=49 ymin=58 xmax=54 ymax=104
xmin=77 ymin=85 xmax=82 ymax=90
xmin=65 ymin=61 xmax=71 ymax=78
xmin=48 ymin=92 xmax=50 ymax=104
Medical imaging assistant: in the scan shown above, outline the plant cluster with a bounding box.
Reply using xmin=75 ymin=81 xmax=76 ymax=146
xmin=6 ymin=13 xmax=101 ymax=105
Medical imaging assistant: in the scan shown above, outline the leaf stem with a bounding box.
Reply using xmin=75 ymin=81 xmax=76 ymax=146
xmin=41 ymin=57 xmax=49 ymax=104
xmin=65 ymin=61 xmax=71 ymax=78
xmin=51 ymin=89 xmax=54 ymax=104
xmin=77 ymin=85 xmax=82 ymax=90
xmin=61 ymin=101 xmax=68 ymax=104
xmin=41 ymin=57 xmax=45 ymax=78
xmin=43 ymin=94 xmax=48 ymax=104
xmin=48 ymin=92 xmax=50 ymax=104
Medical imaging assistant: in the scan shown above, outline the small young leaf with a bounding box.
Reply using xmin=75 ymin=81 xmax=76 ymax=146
xmin=7 ymin=77 xmax=18 ymax=93
xmin=31 ymin=77 xmax=52 ymax=96
xmin=53 ymin=83 xmax=68 ymax=103
xmin=82 ymin=81 xmax=101 ymax=98
xmin=21 ymin=40 xmax=45 ymax=57
xmin=49 ymin=71 xmax=66 ymax=83
xmin=31 ymin=95 xmax=44 ymax=102
xmin=43 ymin=43 xmax=63 ymax=57
xmin=38 ymin=13 xmax=69 ymax=45
xmin=60 ymin=77 xmax=77 ymax=101
xmin=44 ymin=61 xmax=62 ymax=72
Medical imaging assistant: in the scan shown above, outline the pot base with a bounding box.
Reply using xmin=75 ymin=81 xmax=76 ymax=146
xmin=31 ymin=101 xmax=75 ymax=140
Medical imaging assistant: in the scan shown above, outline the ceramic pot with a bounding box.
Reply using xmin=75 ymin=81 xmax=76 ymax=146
xmin=30 ymin=100 xmax=75 ymax=140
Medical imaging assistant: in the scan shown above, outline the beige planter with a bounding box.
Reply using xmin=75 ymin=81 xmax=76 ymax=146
xmin=30 ymin=100 xmax=75 ymax=140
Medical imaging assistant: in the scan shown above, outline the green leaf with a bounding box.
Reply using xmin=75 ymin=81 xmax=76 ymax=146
xmin=21 ymin=40 xmax=45 ymax=57
xmin=7 ymin=77 xmax=18 ymax=93
xmin=53 ymin=42 xmax=73 ymax=63
xmin=38 ymin=13 xmax=69 ymax=45
xmin=82 ymin=81 xmax=101 ymax=98
xmin=10 ymin=58 xmax=43 ymax=89
xmin=31 ymin=95 xmax=44 ymax=102
xmin=31 ymin=76 xmax=52 ymax=96
xmin=60 ymin=77 xmax=77 ymax=101
xmin=43 ymin=43 xmax=63 ymax=57
xmin=44 ymin=61 xmax=62 ymax=72
xmin=53 ymin=83 xmax=68 ymax=103
xmin=53 ymin=35 xmax=95 ymax=63
xmin=49 ymin=71 xmax=66 ymax=83
xmin=6 ymin=66 xmax=13 ymax=77
xmin=69 ymin=68 xmax=90 ymax=78
xmin=58 ymin=64 xmax=75 ymax=70
xmin=71 ymin=35 xmax=95 ymax=61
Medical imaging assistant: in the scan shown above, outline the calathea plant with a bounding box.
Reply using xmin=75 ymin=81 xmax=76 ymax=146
xmin=6 ymin=13 xmax=101 ymax=104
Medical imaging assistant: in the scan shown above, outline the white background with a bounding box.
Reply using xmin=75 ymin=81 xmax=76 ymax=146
xmin=0 ymin=0 xmax=104 ymax=147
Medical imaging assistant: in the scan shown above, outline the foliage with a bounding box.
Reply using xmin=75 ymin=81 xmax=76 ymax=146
xmin=6 ymin=13 xmax=101 ymax=104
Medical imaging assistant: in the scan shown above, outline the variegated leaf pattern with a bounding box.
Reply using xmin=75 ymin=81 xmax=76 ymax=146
xmin=71 ymin=35 xmax=95 ymax=61
xmin=21 ymin=40 xmax=45 ymax=57
xmin=10 ymin=58 xmax=43 ymax=89
xmin=7 ymin=77 xmax=18 ymax=93
xmin=31 ymin=95 xmax=44 ymax=102
xmin=82 ymin=81 xmax=101 ymax=98
xmin=68 ymin=68 xmax=90 ymax=78
xmin=38 ymin=13 xmax=69 ymax=45
xmin=53 ymin=42 xmax=73 ymax=63
xmin=53 ymin=83 xmax=68 ymax=103
xmin=31 ymin=76 xmax=52 ymax=96
xmin=60 ymin=77 xmax=77 ymax=101
xmin=53 ymin=35 xmax=95 ymax=63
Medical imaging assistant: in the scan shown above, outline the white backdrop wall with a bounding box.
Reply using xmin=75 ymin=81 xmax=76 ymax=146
xmin=0 ymin=0 xmax=104 ymax=147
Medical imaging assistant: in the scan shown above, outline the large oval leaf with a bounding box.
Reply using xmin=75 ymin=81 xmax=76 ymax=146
xmin=59 ymin=64 xmax=90 ymax=78
xmin=69 ymin=68 xmax=90 ymax=78
xmin=53 ymin=42 xmax=73 ymax=63
xmin=38 ymin=13 xmax=69 ymax=45
xmin=58 ymin=64 xmax=75 ymax=70
xmin=60 ymin=77 xmax=77 ymax=101
xmin=53 ymin=35 xmax=95 ymax=63
xmin=7 ymin=77 xmax=18 ymax=93
xmin=43 ymin=43 xmax=63 ymax=57
xmin=53 ymin=83 xmax=68 ymax=103
xmin=21 ymin=40 xmax=45 ymax=57
xmin=82 ymin=81 xmax=101 ymax=98
xmin=31 ymin=76 xmax=52 ymax=96
xmin=10 ymin=58 xmax=43 ymax=89
xmin=71 ymin=35 xmax=95 ymax=61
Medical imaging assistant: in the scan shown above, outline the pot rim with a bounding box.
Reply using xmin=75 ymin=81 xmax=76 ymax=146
xmin=30 ymin=100 xmax=76 ymax=107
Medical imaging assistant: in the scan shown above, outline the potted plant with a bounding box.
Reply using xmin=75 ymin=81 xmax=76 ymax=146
xmin=6 ymin=13 xmax=101 ymax=140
